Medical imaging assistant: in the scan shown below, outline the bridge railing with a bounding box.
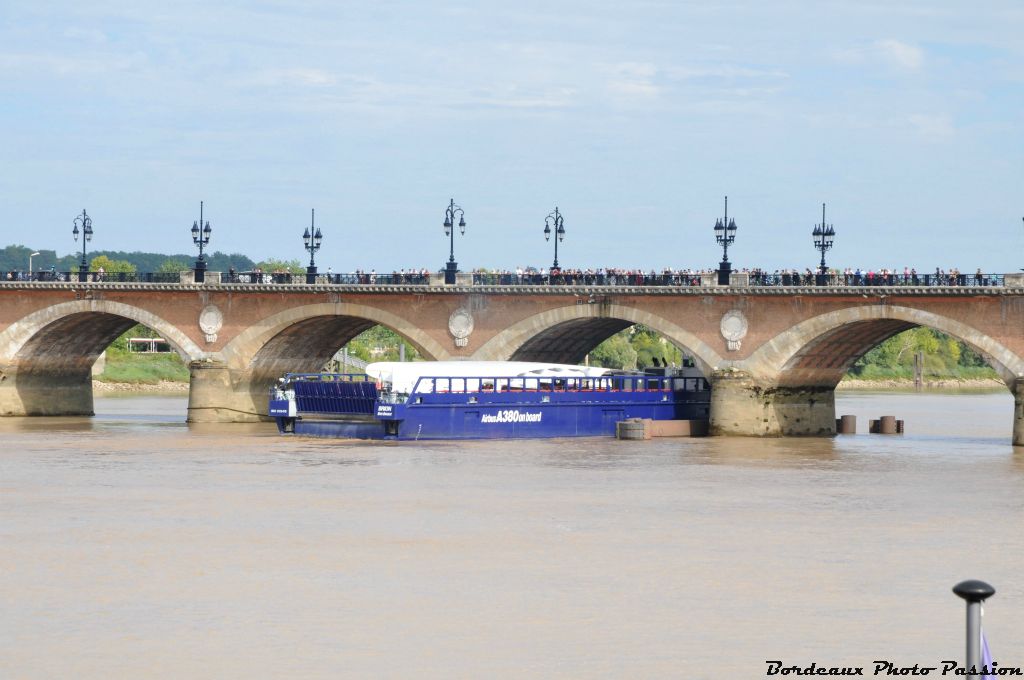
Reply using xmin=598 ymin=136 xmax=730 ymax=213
xmin=0 ymin=270 xmax=1009 ymax=287
xmin=224 ymin=272 xmax=433 ymax=285
xmin=470 ymin=272 xmax=707 ymax=286
xmin=3 ymin=271 xmax=183 ymax=283
xmin=747 ymin=272 xmax=1005 ymax=287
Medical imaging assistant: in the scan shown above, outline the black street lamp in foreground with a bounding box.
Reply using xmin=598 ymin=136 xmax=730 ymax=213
xmin=544 ymin=207 xmax=565 ymax=270
xmin=442 ymin=198 xmax=466 ymax=284
xmin=191 ymin=201 xmax=212 ymax=283
xmin=713 ymin=196 xmax=737 ymax=285
xmin=812 ymin=202 xmax=836 ymax=285
xmin=72 ymin=209 xmax=93 ymax=282
xmin=303 ymin=208 xmax=323 ymax=284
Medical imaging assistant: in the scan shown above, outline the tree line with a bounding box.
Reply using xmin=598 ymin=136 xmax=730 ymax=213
xmin=0 ymin=244 xmax=257 ymax=274
xmin=588 ymin=325 xmax=996 ymax=380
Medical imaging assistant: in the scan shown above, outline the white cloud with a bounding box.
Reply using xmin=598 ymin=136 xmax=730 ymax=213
xmin=605 ymin=61 xmax=660 ymax=100
xmin=469 ymin=86 xmax=577 ymax=110
xmin=250 ymin=68 xmax=337 ymax=87
xmin=875 ymin=39 xmax=924 ymax=71
xmin=832 ymin=39 xmax=924 ymax=72
xmin=906 ymin=113 xmax=954 ymax=140
xmin=667 ymin=65 xmax=789 ymax=81
xmin=0 ymin=51 xmax=139 ymax=77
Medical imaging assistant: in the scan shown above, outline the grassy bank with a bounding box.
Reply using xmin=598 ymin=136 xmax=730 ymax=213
xmin=96 ymin=348 xmax=189 ymax=384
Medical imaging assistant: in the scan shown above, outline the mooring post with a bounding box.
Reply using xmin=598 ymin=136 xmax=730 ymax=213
xmin=952 ymin=579 xmax=995 ymax=673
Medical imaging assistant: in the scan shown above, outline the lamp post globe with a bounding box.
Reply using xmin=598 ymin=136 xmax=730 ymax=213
xmin=544 ymin=207 xmax=566 ymax=271
xmin=303 ymin=208 xmax=323 ymax=284
xmin=191 ymin=201 xmax=212 ymax=283
xmin=442 ymin=198 xmax=466 ymax=284
xmin=72 ymin=209 xmax=93 ymax=282
xmin=713 ymin=196 xmax=737 ymax=285
xmin=812 ymin=202 xmax=836 ymax=286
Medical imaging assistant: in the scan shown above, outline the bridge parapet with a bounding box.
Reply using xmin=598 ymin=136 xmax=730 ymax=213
xmin=1 ymin=281 xmax=1022 ymax=296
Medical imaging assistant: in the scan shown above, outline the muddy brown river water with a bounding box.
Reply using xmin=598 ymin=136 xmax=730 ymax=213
xmin=2 ymin=391 xmax=1022 ymax=678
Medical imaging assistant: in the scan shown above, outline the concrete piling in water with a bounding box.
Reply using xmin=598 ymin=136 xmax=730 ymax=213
xmin=616 ymin=418 xmax=708 ymax=440
xmin=616 ymin=418 xmax=651 ymax=440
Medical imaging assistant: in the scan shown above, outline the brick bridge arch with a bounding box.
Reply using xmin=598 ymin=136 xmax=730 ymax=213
xmin=188 ymin=302 xmax=450 ymax=421
xmin=747 ymin=304 xmax=1024 ymax=386
xmin=0 ymin=300 xmax=204 ymax=416
xmin=470 ymin=303 xmax=724 ymax=377
xmin=709 ymin=304 xmax=1024 ymax=438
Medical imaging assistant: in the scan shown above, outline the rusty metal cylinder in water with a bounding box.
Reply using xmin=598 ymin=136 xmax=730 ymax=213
xmin=838 ymin=415 xmax=856 ymax=434
xmin=880 ymin=415 xmax=897 ymax=434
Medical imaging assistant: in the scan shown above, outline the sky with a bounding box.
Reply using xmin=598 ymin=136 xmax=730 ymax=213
xmin=2 ymin=0 xmax=1022 ymax=273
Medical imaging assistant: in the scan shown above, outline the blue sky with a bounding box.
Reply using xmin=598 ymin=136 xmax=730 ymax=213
xmin=2 ymin=1 xmax=1022 ymax=272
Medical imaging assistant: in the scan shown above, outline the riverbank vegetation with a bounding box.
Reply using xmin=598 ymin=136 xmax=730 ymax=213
xmin=0 ymin=244 xmax=256 ymax=275
xmin=95 ymin=327 xmax=189 ymax=384
xmin=587 ymin=325 xmax=998 ymax=383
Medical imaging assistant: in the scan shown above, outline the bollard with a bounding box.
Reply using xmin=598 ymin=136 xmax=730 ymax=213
xmin=838 ymin=415 xmax=856 ymax=434
xmin=953 ymin=580 xmax=995 ymax=673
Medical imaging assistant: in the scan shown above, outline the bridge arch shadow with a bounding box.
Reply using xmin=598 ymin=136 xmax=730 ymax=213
xmin=0 ymin=300 xmax=204 ymax=416
xmin=470 ymin=303 xmax=725 ymax=377
xmin=748 ymin=304 xmax=1024 ymax=388
xmin=219 ymin=302 xmax=448 ymax=401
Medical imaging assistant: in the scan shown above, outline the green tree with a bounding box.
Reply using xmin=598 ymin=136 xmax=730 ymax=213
xmin=255 ymin=258 xmax=305 ymax=275
xmin=847 ymin=327 xmax=996 ymax=380
xmin=157 ymin=258 xmax=189 ymax=273
xmin=589 ymin=333 xmax=638 ymax=369
xmin=343 ymin=326 xmax=422 ymax=363
xmin=90 ymin=255 xmax=136 ymax=274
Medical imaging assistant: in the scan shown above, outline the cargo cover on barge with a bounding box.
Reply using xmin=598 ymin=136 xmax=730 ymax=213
xmin=269 ymin=361 xmax=710 ymax=440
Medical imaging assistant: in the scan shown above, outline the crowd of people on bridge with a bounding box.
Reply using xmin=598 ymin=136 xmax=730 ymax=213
xmin=466 ymin=265 xmax=1000 ymax=287
xmin=3 ymin=264 xmax=1004 ymax=287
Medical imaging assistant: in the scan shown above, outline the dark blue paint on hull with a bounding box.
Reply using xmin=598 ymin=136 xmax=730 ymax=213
xmin=279 ymin=399 xmax=709 ymax=441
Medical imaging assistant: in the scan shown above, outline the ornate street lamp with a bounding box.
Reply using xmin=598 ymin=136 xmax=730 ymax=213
xmin=713 ymin=196 xmax=737 ymax=285
xmin=812 ymin=202 xmax=836 ymax=285
xmin=72 ymin=209 xmax=93 ymax=282
xmin=544 ymin=207 xmax=566 ymax=270
xmin=303 ymin=208 xmax=323 ymax=284
xmin=191 ymin=201 xmax=212 ymax=283
xmin=442 ymin=198 xmax=466 ymax=284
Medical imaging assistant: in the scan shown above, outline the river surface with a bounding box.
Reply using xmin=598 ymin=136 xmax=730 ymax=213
xmin=2 ymin=391 xmax=1022 ymax=679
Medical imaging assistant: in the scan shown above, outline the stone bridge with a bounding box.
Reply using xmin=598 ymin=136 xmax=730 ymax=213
xmin=1 ymin=281 xmax=1022 ymax=443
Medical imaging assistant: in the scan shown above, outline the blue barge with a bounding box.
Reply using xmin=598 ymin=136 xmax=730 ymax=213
xmin=269 ymin=361 xmax=710 ymax=440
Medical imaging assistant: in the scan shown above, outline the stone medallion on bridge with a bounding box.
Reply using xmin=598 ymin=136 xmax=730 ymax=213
xmin=448 ymin=308 xmax=474 ymax=348
xmin=720 ymin=309 xmax=748 ymax=351
xmin=199 ymin=304 xmax=224 ymax=343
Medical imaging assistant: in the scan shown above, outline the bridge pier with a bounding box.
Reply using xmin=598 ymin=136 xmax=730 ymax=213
xmin=186 ymin=361 xmax=267 ymax=423
xmin=1013 ymin=379 xmax=1024 ymax=447
xmin=709 ymin=370 xmax=836 ymax=437
xmin=0 ymin=365 xmax=94 ymax=416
